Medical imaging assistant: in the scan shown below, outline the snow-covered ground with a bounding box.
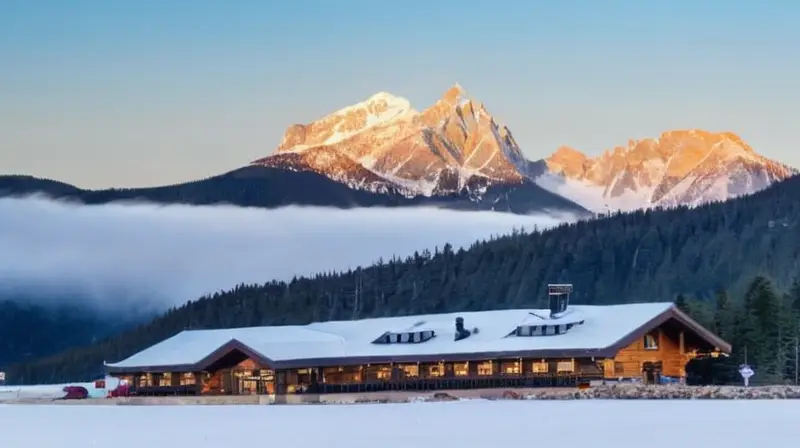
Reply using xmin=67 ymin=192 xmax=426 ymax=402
xmin=0 ymin=379 xmax=117 ymax=402
xmin=0 ymin=399 xmax=796 ymax=447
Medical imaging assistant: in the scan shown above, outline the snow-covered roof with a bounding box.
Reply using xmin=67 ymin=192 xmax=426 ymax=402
xmin=105 ymin=302 xmax=726 ymax=372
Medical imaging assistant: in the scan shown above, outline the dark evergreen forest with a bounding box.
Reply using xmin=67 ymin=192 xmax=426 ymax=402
xmin=0 ymin=301 xmax=131 ymax=367
xmin=3 ymin=174 xmax=800 ymax=385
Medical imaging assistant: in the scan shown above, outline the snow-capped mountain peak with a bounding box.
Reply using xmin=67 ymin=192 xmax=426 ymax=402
xmin=534 ymin=130 xmax=797 ymax=212
xmin=275 ymin=92 xmax=417 ymax=154
xmin=254 ymin=84 xmax=531 ymax=197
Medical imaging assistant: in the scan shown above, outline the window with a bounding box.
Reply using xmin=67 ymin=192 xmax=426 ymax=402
xmin=477 ymin=361 xmax=494 ymax=376
xmin=373 ymin=330 xmax=435 ymax=344
xmin=158 ymin=373 xmax=172 ymax=386
xmin=516 ymin=326 xmax=533 ymax=336
xmin=428 ymin=363 xmax=444 ymax=377
xmin=401 ymin=364 xmax=419 ymax=377
xmin=454 ymin=362 xmax=469 ymax=376
xmin=614 ymin=362 xmax=624 ymax=375
xmin=503 ymin=362 xmax=520 ymax=375
xmin=556 ymin=360 xmax=575 ymax=373
xmin=644 ymin=331 xmax=659 ymax=350
xmin=180 ymin=373 xmax=196 ymax=385
xmin=532 ymin=361 xmax=548 ymax=373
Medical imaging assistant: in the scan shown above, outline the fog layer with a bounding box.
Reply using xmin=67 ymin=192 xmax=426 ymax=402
xmin=0 ymin=196 xmax=575 ymax=312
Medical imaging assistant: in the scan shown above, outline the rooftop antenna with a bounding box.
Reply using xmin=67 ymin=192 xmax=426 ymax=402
xmin=547 ymin=284 xmax=573 ymax=319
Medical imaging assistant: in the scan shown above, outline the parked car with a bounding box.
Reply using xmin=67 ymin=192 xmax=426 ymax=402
xmin=62 ymin=386 xmax=89 ymax=400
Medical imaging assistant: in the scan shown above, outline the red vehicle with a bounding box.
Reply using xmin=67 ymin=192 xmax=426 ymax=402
xmin=62 ymin=386 xmax=89 ymax=400
xmin=107 ymin=380 xmax=131 ymax=398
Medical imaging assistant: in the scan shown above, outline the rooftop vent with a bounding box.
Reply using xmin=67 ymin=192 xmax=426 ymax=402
xmin=548 ymin=284 xmax=573 ymax=319
xmin=454 ymin=317 xmax=471 ymax=341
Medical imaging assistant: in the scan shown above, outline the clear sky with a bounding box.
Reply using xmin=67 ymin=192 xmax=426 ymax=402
xmin=1 ymin=0 xmax=798 ymax=188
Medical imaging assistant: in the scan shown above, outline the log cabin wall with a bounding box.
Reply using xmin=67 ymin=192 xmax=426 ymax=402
xmin=608 ymin=324 xmax=696 ymax=380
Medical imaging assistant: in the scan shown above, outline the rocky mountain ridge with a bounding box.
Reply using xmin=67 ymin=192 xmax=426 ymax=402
xmin=253 ymin=86 xmax=795 ymax=212
xmin=253 ymin=84 xmax=533 ymax=198
xmin=539 ymin=130 xmax=796 ymax=211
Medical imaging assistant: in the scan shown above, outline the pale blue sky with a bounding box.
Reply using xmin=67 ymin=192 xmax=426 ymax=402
xmin=1 ymin=0 xmax=798 ymax=188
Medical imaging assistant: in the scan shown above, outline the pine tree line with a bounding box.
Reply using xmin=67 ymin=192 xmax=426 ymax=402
xmin=681 ymin=277 xmax=800 ymax=385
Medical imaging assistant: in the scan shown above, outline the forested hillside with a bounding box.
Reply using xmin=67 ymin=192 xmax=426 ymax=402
xmin=0 ymin=301 xmax=133 ymax=367
xmin=0 ymin=165 xmax=587 ymax=215
xmin=680 ymin=277 xmax=800 ymax=385
xmin=4 ymin=174 xmax=800 ymax=384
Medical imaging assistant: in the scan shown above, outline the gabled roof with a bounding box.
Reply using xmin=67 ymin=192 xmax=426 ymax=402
xmin=104 ymin=302 xmax=731 ymax=373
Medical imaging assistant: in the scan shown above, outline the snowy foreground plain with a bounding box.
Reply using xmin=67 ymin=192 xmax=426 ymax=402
xmin=0 ymin=399 xmax=798 ymax=447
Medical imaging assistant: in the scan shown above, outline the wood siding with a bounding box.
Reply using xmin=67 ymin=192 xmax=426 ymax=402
xmin=607 ymin=325 xmax=697 ymax=380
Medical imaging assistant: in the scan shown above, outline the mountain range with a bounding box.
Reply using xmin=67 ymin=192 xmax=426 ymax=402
xmin=1 ymin=84 xmax=795 ymax=214
xmin=253 ymin=84 xmax=796 ymax=212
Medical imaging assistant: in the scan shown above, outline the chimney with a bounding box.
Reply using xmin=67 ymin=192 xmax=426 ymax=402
xmin=454 ymin=317 xmax=472 ymax=341
xmin=548 ymin=284 xmax=573 ymax=318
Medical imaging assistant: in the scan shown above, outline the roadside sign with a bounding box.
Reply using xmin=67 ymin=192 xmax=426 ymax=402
xmin=739 ymin=364 xmax=754 ymax=386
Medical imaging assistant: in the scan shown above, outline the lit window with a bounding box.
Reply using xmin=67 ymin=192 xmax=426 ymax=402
xmin=644 ymin=332 xmax=659 ymax=350
xmin=532 ymin=361 xmax=548 ymax=373
xmin=376 ymin=368 xmax=391 ymax=380
xmin=158 ymin=373 xmax=172 ymax=386
xmin=401 ymin=365 xmax=419 ymax=377
xmin=454 ymin=362 xmax=469 ymax=376
xmin=428 ymin=363 xmax=444 ymax=377
xmin=477 ymin=361 xmax=494 ymax=376
xmin=503 ymin=362 xmax=520 ymax=375
xmin=180 ymin=373 xmax=196 ymax=386
xmin=556 ymin=360 xmax=575 ymax=373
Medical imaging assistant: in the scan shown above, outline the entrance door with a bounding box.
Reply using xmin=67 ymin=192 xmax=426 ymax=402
xmin=221 ymin=370 xmax=235 ymax=394
xmin=642 ymin=361 xmax=663 ymax=385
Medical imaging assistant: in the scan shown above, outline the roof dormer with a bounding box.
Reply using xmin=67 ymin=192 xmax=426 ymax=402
xmin=372 ymin=329 xmax=436 ymax=344
xmin=509 ymin=320 xmax=585 ymax=337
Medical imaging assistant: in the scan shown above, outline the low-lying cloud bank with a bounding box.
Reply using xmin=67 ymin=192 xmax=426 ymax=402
xmin=0 ymin=196 xmax=576 ymax=313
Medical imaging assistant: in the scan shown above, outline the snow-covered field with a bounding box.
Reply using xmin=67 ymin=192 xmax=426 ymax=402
xmin=0 ymin=379 xmax=117 ymax=402
xmin=0 ymin=399 xmax=796 ymax=447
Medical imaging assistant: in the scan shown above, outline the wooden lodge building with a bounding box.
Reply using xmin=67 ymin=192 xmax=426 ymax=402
xmin=104 ymin=285 xmax=731 ymax=397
